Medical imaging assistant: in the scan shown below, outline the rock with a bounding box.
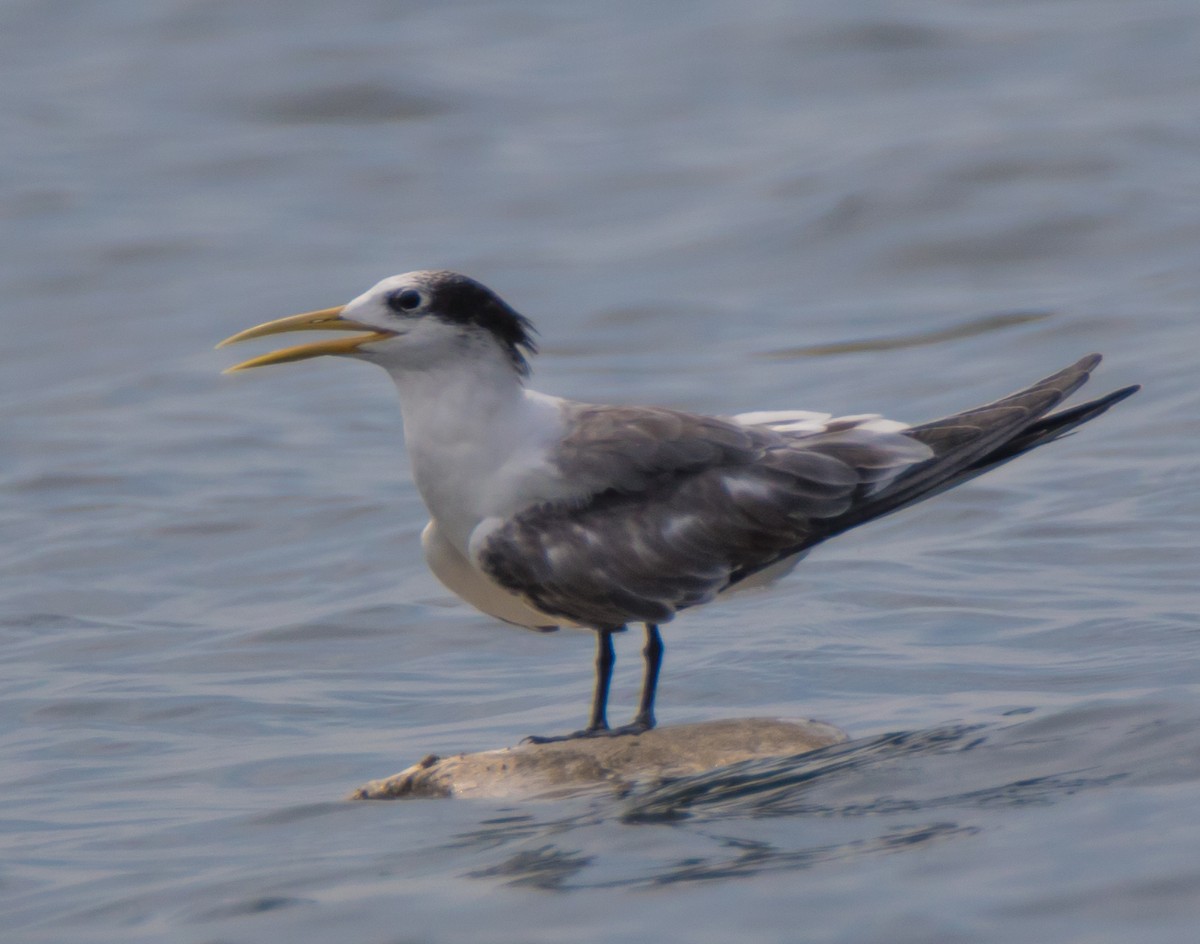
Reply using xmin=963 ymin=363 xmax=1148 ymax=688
xmin=350 ymin=717 xmax=846 ymax=800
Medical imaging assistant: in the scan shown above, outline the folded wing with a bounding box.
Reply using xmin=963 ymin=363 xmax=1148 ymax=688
xmin=477 ymin=355 xmax=1137 ymax=629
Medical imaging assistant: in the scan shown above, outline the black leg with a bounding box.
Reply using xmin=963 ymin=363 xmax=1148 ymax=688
xmin=523 ymin=626 xmax=622 ymax=743
xmin=630 ymin=623 xmax=663 ymax=731
xmin=585 ymin=628 xmax=616 ymax=733
xmin=522 ymin=625 xmax=661 ymax=743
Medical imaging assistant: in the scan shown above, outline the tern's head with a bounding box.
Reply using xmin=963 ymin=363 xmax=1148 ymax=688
xmin=218 ymin=270 xmax=538 ymax=378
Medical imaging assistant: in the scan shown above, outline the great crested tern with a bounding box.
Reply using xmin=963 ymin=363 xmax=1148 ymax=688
xmin=219 ymin=270 xmax=1139 ymax=739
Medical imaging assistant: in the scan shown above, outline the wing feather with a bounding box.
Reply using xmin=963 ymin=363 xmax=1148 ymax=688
xmin=476 ymin=355 xmax=1132 ymax=629
xmin=477 ymin=404 xmax=930 ymax=627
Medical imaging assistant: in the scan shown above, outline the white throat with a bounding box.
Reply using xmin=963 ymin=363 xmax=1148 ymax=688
xmin=383 ymin=349 xmax=568 ymax=554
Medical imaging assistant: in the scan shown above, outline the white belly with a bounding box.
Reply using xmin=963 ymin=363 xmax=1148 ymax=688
xmin=421 ymin=520 xmax=572 ymax=631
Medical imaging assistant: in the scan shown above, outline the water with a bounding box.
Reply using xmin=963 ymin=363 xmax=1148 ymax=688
xmin=3 ymin=0 xmax=1198 ymax=941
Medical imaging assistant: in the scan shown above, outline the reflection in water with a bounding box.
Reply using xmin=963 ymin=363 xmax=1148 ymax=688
xmin=467 ymin=846 xmax=595 ymax=890
xmin=451 ymin=722 xmax=1126 ymax=890
xmin=763 ymin=311 xmax=1052 ymax=358
xmin=640 ymin=822 xmax=977 ymax=886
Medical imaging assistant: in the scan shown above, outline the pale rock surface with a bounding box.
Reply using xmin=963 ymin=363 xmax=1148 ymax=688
xmin=350 ymin=717 xmax=846 ymax=800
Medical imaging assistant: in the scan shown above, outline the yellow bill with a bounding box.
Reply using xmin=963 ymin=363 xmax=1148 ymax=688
xmin=217 ymin=306 xmax=394 ymax=373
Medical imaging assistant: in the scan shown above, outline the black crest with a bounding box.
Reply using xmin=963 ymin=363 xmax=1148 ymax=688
xmin=424 ymin=271 xmax=538 ymax=376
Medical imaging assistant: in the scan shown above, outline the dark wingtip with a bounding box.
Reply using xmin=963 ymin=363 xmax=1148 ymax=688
xmin=1095 ymin=384 xmax=1141 ymax=408
xmin=1027 ymin=382 xmax=1140 ymax=440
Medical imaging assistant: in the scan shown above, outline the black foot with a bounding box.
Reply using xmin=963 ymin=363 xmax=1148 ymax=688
xmin=521 ymin=720 xmax=652 ymax=745
xmin=520 ymin=724 xmax=652 ymax=743
xmin=521 ymin=727 xmax=603 ymax=745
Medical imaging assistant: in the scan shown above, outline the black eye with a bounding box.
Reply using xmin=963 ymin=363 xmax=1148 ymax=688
xmin=387 ymin=288 xmax=423 ymax=313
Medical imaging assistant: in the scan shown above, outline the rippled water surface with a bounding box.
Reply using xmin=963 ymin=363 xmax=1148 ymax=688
xmin=3 ymin=1 xmax=1199 ymax=941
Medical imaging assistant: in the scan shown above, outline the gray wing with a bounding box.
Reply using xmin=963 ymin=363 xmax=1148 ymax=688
xmin=477 ymin=404 xmax=932 ymax=628
xmin=478 ymin=355 xmax=1135 ymax=630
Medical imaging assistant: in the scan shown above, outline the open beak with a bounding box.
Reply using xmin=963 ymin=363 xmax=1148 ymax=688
xmin=216 ymin=306 xmax=395 ymax=372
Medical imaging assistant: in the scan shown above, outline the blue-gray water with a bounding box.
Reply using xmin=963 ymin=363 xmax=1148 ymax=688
xmin=3 ymin=1 xmax=1198 ymax=941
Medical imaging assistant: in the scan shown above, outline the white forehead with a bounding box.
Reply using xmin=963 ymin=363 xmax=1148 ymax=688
xmin=351 ymin=270 xmax=438 ymax=305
